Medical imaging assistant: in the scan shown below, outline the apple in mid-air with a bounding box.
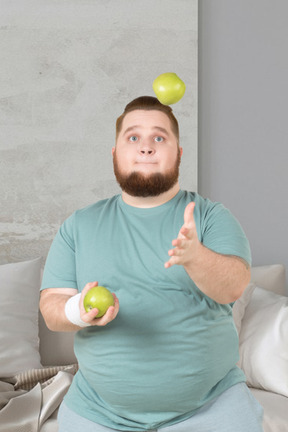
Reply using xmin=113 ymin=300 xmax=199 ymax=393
xmin=153 ymin=72 xmax=186 ymax=105
xmin=83 ymin=286 xmax=115 ymax=318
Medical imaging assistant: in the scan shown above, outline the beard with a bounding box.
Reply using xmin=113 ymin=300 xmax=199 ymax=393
xmin=113 ymin=149 xmax=181 ymax=197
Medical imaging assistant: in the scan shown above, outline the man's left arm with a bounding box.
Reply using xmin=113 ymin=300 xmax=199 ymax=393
xmin=164 ymin=202 xmax=251 ymax=304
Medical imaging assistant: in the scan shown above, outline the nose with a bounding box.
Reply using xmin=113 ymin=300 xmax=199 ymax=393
xmin=140 ymin=148 xmax=154 ymax=155
xmin=138 ymin=140 xmax=156 ymax=156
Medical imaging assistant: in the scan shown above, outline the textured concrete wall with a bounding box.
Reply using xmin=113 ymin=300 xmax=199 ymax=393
xmin=0 ymin=0 xmax=198 ymax=264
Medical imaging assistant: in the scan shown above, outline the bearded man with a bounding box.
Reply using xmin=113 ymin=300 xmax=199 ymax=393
xmin=40 ymin=96 xmax=264 ymax=432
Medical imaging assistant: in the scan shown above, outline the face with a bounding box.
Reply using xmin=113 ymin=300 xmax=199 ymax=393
xmin=112 ymin=110 xmax=183 ymax=197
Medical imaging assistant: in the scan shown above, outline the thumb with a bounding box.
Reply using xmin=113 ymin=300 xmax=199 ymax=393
xmin=183 ymin=202 xmax=195 ymax=228
xmin=82 ymin=281 xmax=98 ymax=296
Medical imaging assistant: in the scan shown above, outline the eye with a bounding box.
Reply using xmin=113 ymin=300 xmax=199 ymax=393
xmin=129 ymin=135 xmax=138 ymax=142
xmin=154 ymin=136 xmax=164 ymax=142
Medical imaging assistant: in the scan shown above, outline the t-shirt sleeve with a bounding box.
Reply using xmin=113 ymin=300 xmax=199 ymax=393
xmin=199 ymin=201 xmax=252 ymax=266
xmin=41 ymin=213 xmax=78 ymax=291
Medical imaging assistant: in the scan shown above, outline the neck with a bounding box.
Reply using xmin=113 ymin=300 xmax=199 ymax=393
xmin=121 ymin=183 xmax=180 ymax=208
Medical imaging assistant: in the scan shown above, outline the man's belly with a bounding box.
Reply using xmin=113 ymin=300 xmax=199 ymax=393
xmin=74 ymin=291 xmax=240 ymax=415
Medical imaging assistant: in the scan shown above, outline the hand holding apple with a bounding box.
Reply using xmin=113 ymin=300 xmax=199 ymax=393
xmin=84 ymin=285 xmax=115 ymax=317
xmin=153 ymin=72 xmax=186 ymax=105
xmin=80 ymin=282 xmax=119 ymax=326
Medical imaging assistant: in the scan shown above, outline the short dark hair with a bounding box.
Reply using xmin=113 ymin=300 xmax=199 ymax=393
xmin=116 ymin=96 xmax=179 ymax=142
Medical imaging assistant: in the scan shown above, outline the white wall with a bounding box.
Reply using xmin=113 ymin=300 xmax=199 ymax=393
xmin=199 ymin=0 xmax=288 ymax=285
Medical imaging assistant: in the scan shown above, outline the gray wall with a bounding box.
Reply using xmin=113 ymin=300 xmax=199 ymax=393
xmin=0 ymin=0 xmax=197 ymax=264
xmin=199 ymin=0 xmax=288 ymax=285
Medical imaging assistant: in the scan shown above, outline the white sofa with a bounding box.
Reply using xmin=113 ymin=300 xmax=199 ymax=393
xmin=0 ymin=258 xmax=287 ymax=432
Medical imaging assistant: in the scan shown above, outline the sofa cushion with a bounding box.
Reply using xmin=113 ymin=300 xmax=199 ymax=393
xmin=0 ymin=258 xmax=43 ymax=377
xmin=239 ymin=286 xmax=288 ymax=397
xmin=250 ymin=264 xmax=286 ymax=296
xmin=251 ymin=388 xmax=288 ymax=432
xmin=233 ymin=264 xmax=286 ymax=336
xmin=232 ymin=283 xmax=255 ymax=335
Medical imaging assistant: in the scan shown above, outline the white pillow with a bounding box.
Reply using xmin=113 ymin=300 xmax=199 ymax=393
xmin=238 ymin=286 xmax=288 ymax=397
xmin=232 ymin=283 xmax=255 ymax=335
xmin=250 ymin=264 xmax=286 ymax=296
xmin=0 ymin=258 xmax=43 ymax=377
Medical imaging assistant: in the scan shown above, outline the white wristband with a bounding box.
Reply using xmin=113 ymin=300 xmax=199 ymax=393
xmin=65 ymin=293 xmax=91 ymax=328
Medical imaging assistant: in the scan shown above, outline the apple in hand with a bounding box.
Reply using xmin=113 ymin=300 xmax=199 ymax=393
xmin=153 ymin=73 xmax=186 ymax=105
xmin=83 ymin=286 xmax=115 ymax=318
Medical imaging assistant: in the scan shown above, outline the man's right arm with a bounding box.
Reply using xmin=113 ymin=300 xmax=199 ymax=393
xmin=40 ymin=282 xmax=119 ymax=332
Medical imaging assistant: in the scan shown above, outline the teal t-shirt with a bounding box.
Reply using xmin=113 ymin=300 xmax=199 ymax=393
xmin=41 ymin=191 xmax=251 ymax=431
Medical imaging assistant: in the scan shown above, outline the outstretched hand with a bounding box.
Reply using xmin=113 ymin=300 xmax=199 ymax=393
xmin=164 ymin=202 xmax=200 ymax=269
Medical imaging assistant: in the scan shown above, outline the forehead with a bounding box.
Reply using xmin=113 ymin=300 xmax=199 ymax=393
xmin=120 ymin=110 xmax=173 ymax=134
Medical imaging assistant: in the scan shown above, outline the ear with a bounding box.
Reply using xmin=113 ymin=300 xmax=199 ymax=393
xmin=179 ymin=146 xmax=183 ymax=157
xmin=112 ymin=147 xmax=115 ymax=156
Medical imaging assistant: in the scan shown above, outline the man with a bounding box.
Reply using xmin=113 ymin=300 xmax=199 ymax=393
xmin=40 ymin=96 xmax=263 ymax=432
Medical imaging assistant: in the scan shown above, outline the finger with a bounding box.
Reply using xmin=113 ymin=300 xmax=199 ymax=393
xmin=172 ymin=238 xmax=190 ymax=248
xmin=168 ymin=247 xmax=185 ymax=257
xmin=164 ymin=256 xmax=180 ymax=269
xmin=90 ymin=294 xmax=119 ymax=327
xmin=82 ymin=307 xmax=99 ymax=323
xmin=92 ymin=297 xmax=120 ymax=327
xmin=111 ymin=293 xmax=119 ymax=305
xmin=179 ymin=226 xmax=194 ymax=240
xmin=81 ymin=281 xmax=98 ymax=296
xmin=183 ymin=202 xmax=195 ymax=228
xmin=164 ymin=259 xmax=172 ymax=269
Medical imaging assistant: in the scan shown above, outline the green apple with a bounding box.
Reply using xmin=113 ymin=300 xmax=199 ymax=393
xmin=152 ymin=72 xmax=186 ymax=105
xmin=83 ymin=286 xmax=115 ymax=318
